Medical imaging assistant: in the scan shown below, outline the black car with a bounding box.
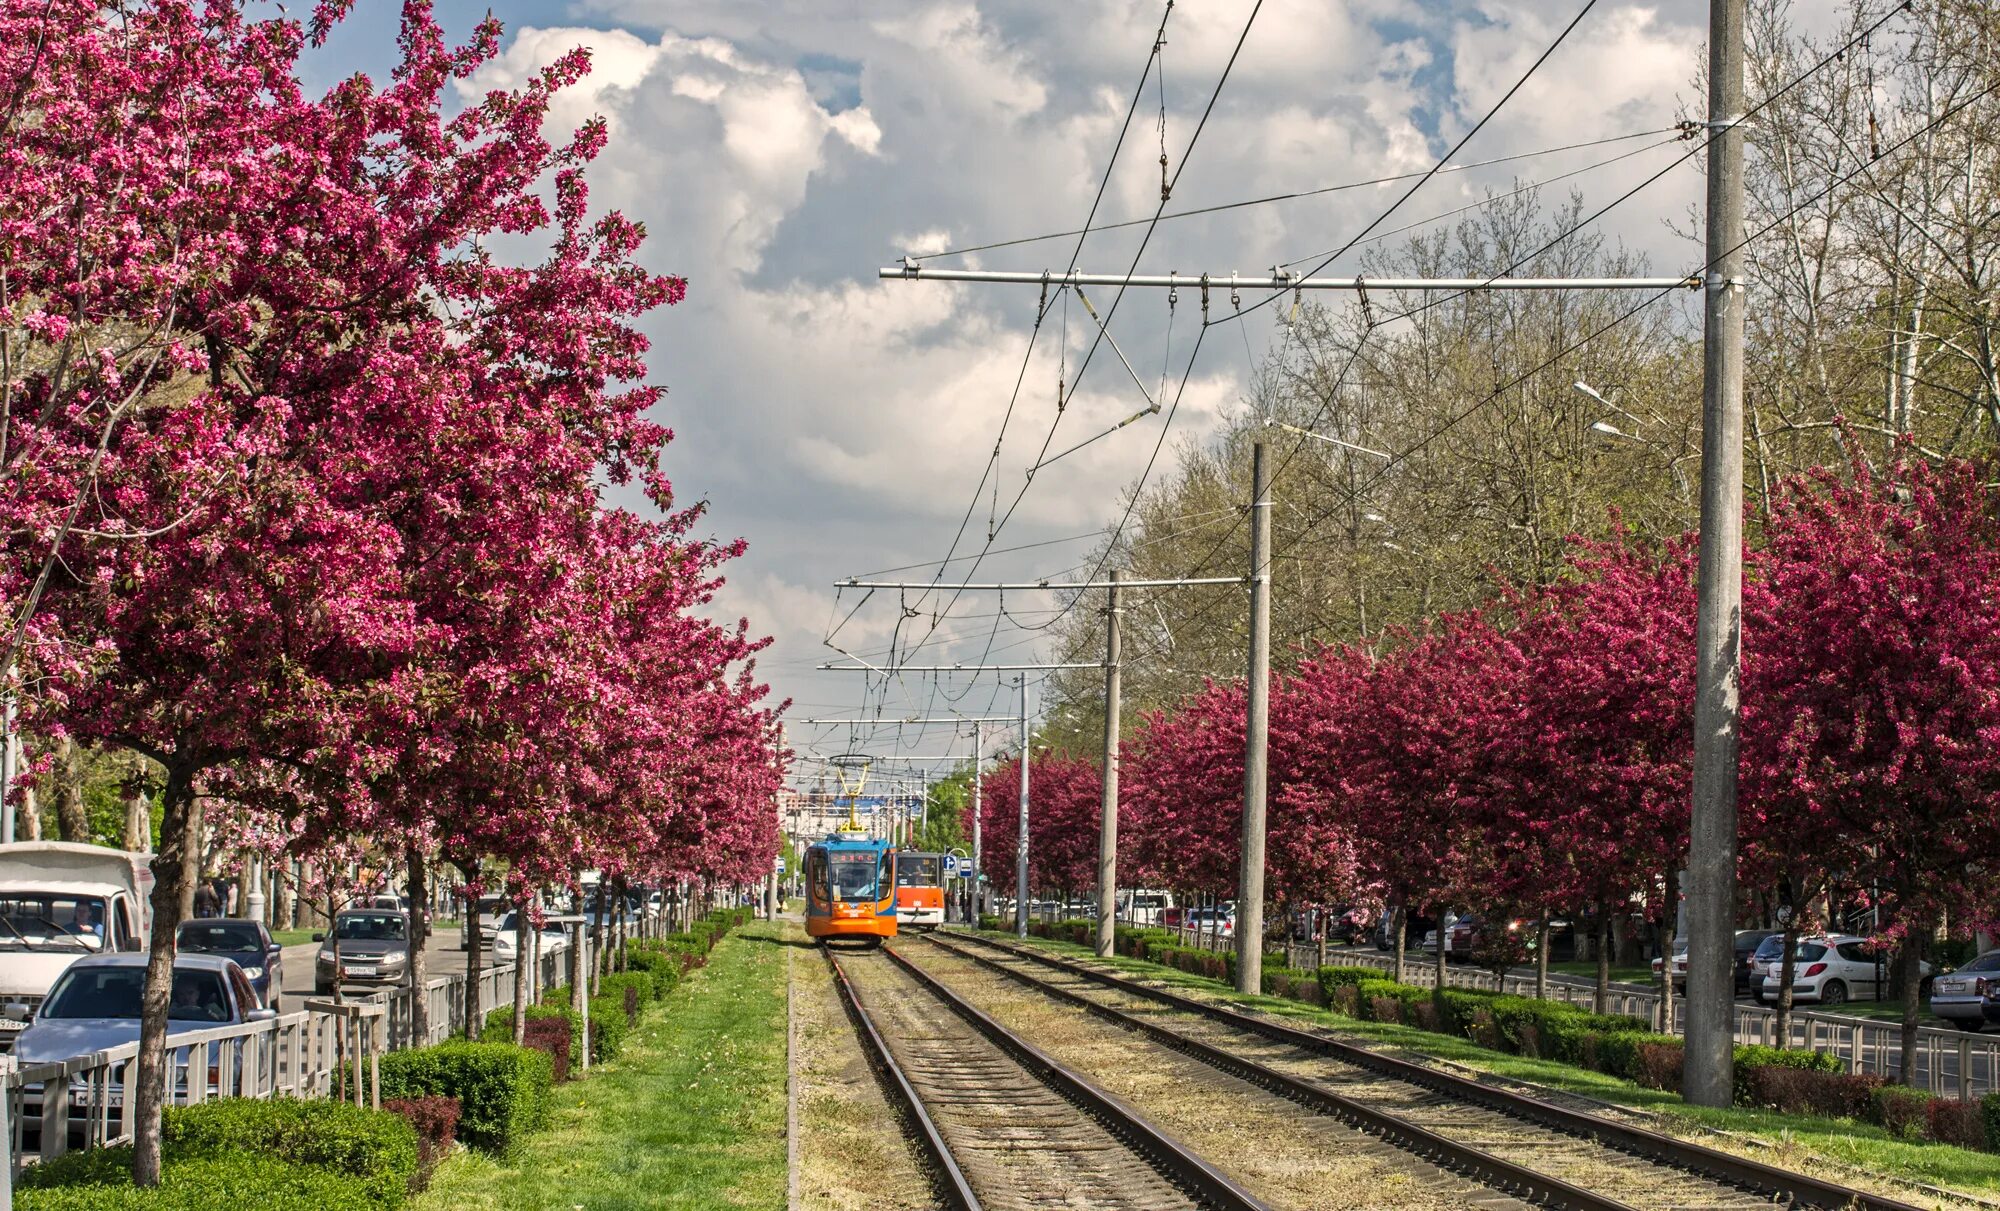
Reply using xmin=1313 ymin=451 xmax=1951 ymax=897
xmin=176 ymin=919 xmax=284 ymax=1007
xmin=1732 ymin=929 xmax=1782 ymax=993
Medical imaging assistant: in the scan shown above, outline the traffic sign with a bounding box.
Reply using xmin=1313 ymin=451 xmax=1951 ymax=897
xmin=942 ymin=854 xmax=962 ymax=878
xmin=775 ymin=857 xmax=786 ymax=874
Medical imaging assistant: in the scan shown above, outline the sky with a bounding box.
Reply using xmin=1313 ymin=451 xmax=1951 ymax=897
xmin=303 ymin=0 xmax=1735 ymax=788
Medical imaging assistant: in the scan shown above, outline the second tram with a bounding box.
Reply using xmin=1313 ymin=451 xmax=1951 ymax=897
xmin=892 ymin=851 xmax=945 ymax=930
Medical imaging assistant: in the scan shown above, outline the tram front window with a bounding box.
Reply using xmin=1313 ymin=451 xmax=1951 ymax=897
xmin=830 ymin=852 xmax=878 ymax=900
xmin=896 ymin=856 xmax=941 ymax=886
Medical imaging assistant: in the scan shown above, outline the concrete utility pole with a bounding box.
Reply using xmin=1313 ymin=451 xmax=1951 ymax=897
xmin=971 ymin=724 xmax=984 ymax=917
xmin=1684 ymin=0 xmax=1749 ymax=1110
xmin=1016 ymin=674 xmax=1031 ymax=939
xmin=1095 ymin=571 xmax=1123 ymax=958
xmin=1236 ymin=441 xmax=1273 ymax=995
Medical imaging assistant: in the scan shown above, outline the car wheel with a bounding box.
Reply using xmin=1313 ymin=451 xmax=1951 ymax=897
xmin=1819 ymin=980 xmax=1848 ymax=1006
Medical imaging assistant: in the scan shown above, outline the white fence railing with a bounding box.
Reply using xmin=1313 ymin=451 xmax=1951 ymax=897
xmin=0 ymin=924 xmax=616 ymax=1194
xmin=1279 ymin=943 xmax=2000 ymax=1099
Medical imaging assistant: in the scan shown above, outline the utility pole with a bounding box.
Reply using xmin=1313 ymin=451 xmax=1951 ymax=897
xmin=1684 ymin=0 xmax=1749 ymax=1110
xmin=1095 ymin=571 xmax=1123 ymax=958
xmin=971 ymin=724 xmax=984 ymax=920
xmin=1016 ymin=674 xmax=1031 ymax=938
xmin=1237 ymin=441 xmax=1272 ymax=995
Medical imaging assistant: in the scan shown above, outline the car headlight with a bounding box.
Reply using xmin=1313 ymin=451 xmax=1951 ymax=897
xmin=316 ymin=952 xmax=334 ymax=965
xmin=382 ymin=953 xmax=406 ymax=965
xmin=240 ymin=966 xmax=264 ymax=980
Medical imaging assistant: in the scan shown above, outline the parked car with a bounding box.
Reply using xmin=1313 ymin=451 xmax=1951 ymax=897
xmin=176 ymin=919 xmax=283 ymax=1007
xmin=1186 ymin=907 xmax=1235 ymax=939
xmin=466 ymin=895 xmax=510 ymax=948
xmin=1376 ymin=910 xmax=1437 ymax=952
xmin=489 ymin=913 xmax=571 ymax=964
xmin=1117 ymin=889 xmax=1174 ymax=927
xmin=13 ymin=954 xmax=273 ymax=1150
xmin=1929 ymin=950 xmax=2000 ymax=1032
xmin=1756 ymin=935 xmax=1932 ymax=1006
xmin=313 ymin=910 xmax=411 ymax=994
xmin=1730 ymin=929 xmax=1782 ymax=992
xmin=355 ymin=894 xmax=407 ymax=911
xmin=1748 ymin=932 xmax=1786 ymax=986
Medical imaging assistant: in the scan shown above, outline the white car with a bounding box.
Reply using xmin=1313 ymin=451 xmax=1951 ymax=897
xmin=489 ymin=913 xmax=570 ymax=964
xmin=1186 ymin=907 xmax=1235 ymax=939
xmin=1758 ymin=935 xmax=1931 ymax=1007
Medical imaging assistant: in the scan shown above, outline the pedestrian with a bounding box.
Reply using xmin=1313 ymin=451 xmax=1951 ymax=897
xmin=192 ymin=881 xmax=221 ymax=919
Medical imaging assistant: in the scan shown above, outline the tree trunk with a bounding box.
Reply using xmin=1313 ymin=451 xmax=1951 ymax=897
xmin=406 ymin=848 xmax=430 ymax=1048
xmin=1898 ymin=930 xmax=1927 ymax=1086
xmin=19 ymin=780 xmax=39 ymax=840
xmin=1534 ymin=918 xmax=1550 ymax=1001
xmin=1593 ymin=897 xmax=1611 ymax=1014
xmin=1391 ymin=903 xmax=1407 ymax=985
xmin=53 ymin=737 xmax=88 ymax=842
xmin=459 ymin=861 xmax=483 ymax=1041
xmin=131 ymin=764 xmax=197 ymax=1187
xmin=614 ymin=877 xmax=629 ymax=972
xmin=1660 ymin=869 xmax=1678 ymax=1031
xmin=1775 ymin=922 xmax=1800 ymax=1047
xmin=1433 ymin=905 xmax=1448 ymax=1007
xmin=511 ymin=908 xmax=530 ymax=1045
xmin=123 ymin=755 xmax=150 ymax=852
xmin=590 ymin=880 xmax=608 ymax=993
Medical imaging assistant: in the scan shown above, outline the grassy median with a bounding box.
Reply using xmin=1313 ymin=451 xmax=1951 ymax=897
xmin=994 ymin=931 xmax=2000 ymax=1200
xmin=417 ymin=920 xmax=790 ymax=1210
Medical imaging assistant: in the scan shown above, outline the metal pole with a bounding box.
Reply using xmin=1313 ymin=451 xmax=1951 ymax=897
xmin=1684 ymin=0 xmax=1749 ymax=1111
xmin=0 ymin=689 xmax=15 ymax=846
xmin=971 ymin=725 xmax=984 ymax=918
xmin=1236 ymin=441 xmax=1272 ymax=995
xmin=1095 ymin=572 xmax=1123 ymax=959
xmin=1015 ymin=675 xmax=1030 ymax=939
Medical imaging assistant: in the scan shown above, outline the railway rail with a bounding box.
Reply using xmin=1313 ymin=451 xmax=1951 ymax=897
xmin=824 ymin=942 xmax=1270 ymax=1211
xmin=933 ymin=930 xmax=1930 ymax=1211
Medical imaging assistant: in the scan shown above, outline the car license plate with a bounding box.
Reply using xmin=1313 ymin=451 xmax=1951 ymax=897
xmin=70 ymin=1088 xmax=121 ymax=1109
xmin=1939 ymin=979 xmax=1967 ymax=994
xmin=346 ymin=965 xmax=375 ymax=977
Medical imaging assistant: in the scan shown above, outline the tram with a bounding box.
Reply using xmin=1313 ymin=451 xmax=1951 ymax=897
xmin=892 ymin=851 xmax=945 ymax=930
xmin=804 ymin=824 xmax=897 ymax=945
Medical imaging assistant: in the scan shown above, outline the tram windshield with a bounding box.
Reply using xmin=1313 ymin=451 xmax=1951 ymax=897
xmin=896 ymin=856 xmax=941 ymax=886
xmin=829 ymin=851 xmax=880 ymax=900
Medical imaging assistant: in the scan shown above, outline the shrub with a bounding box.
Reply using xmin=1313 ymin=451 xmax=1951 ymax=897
xmin=485 ymin=1002 xmax=583 ymax=1069
xmin=620 ymin=949 xmax=681 ymax=1001
xmin=17 ymin=1154 xmax=379 ymax=1210
xmin=1744 ymin=1066 xmax=1884 ymax=1118
xmin=978 ymin=914 xmax=1006 ymax=931
xmin=521 ymin=1015 xmax=572 ymax=1082
xmin=1313 ymin=965 xmax=1380 ymax=997
xmin=160 ymin=1098 xmax=417 ymax=1208
xmin=376 ymin=1041 xmax=553 ymax=1157
xmin=1328 ymin=984 xmax=1360 ymax=1017
xmin=1731 ymin=1044 xmax=1843 ymax=1107
xmin=1630 ymin=1038 xmax=1685 ymax=1091
xmin=587 ymin=994 xmax=629 ymax=1061
xmin=1926 ymin=1098 xmax=1986 ymax=1150
xmin=1873 ymin=1085 xmax=1934 ymax=1139
xmin=599 ymin=972 xmax=649 ymax=1019
xmin=384 ymin=1096 xmax=460 ymax=1186
xmin=1983 ymin=1091 xmax=2000 ymax=1152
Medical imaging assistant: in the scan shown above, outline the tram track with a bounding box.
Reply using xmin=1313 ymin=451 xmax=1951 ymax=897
xmin=933 ymin=931 xmax=1930 ymax=1211
xmin=824 ymin=941 xmax=1271 ymax=1211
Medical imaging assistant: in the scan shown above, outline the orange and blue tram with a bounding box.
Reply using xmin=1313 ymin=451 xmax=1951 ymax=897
xmin=804 ymin=831 xmax=897 ymax=945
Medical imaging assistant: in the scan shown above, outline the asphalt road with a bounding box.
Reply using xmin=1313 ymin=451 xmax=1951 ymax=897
xmin=276 ymin=925 xmax=471 ymax=1010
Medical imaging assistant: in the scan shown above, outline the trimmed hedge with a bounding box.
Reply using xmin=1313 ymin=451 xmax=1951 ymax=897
xmin=18 ymin=1098 xmax=419 ymax=1209
xmin=376 ymin=1041 xmax=552 ymax=1157
xmin=383 ymin=1096 xmax=459 ymax=1186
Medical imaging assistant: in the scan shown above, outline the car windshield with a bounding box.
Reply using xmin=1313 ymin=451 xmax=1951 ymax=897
xmin=43 ymin=968 xmax=230 ymax=1022
xmin=1794 ymin=942 xmax=1829 ymax=961
xmin=492 ymin=913 xmax=562 ymax=934
xmin=1754 ymin=936 xmax=1785 ymax=959
xmin=178 ymin=922 xmax=262 ymax=953
xmin=0 ymin=893 xmax=109 ymax=952
xmin=1959 ymin=952 xmax=2000 ymax=974
xmin=335 ymin=913 xmax=406 ymax=942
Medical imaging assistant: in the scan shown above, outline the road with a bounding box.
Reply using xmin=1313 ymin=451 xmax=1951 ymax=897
xmin=276 ymin=925 xmax=474 ymax=1010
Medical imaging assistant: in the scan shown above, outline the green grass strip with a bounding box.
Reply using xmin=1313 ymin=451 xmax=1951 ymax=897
xmin=417 ymin=920 xmax=790 ymax=1210
xmin=995 ymin=932 xmax=2000 ymax=1197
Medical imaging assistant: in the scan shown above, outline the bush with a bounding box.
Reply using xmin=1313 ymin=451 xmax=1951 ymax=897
xmin=1630 ymin=1038 xmax=1685 ymax=1091
xmin=384 ymin=1096 xmax=460 ymax=1186
xmin=17 ymin=1154 xmax=380 ymax=1210
xmin=485 ymin=1002 xmax=583 ymax=1069
xmin=521 ymin=1015 xmax=572 ymax=1082
xmin=1732 ymin=1044 xmax=1843 ymax=1107
xmin=587 ymin=993 xmax=629 ymax=1061
xmin=1873 ymin=1085 xmax=1934 ymax=1139
xmin=1983 ymin=1091 xmax=2000 ymax=1152
xmin=1926 ymin=1098 xmax=1985 ymax=1150
xmin=1743 ymin=1066 xmax=1884 ymax=1118
xmin=376 ymin=1041 xmax=552 ymax=1157
xmin=620 ymin=949 xmax=681 ymax=1001
xmin=978 ymin=914 xmax=1006 ymax=931
xmin=1313 ymin=965 xmax=1380 ymax=998
xmin=599 ymin=972 xmax=649 ymax=1019
xmin=159 ymin=1098 xmax=418 ymax=1208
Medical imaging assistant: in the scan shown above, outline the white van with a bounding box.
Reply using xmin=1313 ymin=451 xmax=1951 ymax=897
xmin=1117 ymin=889 xmax=1176 ymax=927
xmin=0 ymin=842 xmax=154 ymax=1048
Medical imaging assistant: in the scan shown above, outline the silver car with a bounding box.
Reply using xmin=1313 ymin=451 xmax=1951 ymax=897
xmin=1930 ymin=950 xmax=2000 ymax=1032
xmin=313 ymin=909 xmax=411 ymax=994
